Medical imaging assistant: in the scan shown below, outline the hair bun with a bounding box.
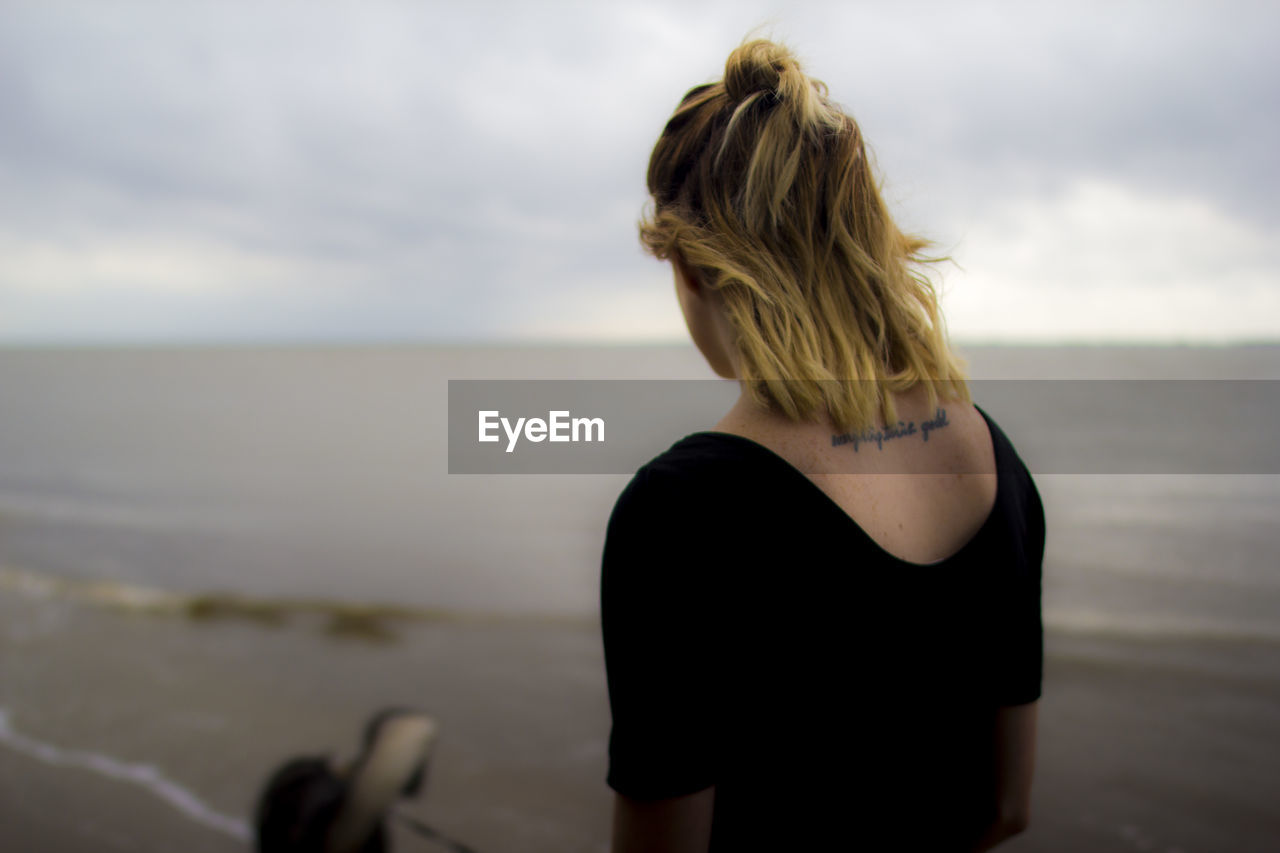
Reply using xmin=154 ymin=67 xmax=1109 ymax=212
xmin=723 ymin=39 xmax=799 ymax=103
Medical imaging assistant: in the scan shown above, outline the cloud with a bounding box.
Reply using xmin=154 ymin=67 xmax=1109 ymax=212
xmin=0 ymin=1 xmax=1277 ymax=342
xmin=943 ymin=177 xmax=1280 ymax=341
xmin=0 ymin=233 xmax=302 ymax=294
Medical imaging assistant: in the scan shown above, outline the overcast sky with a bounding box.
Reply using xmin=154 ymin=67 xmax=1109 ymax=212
xmin=1 ymin=0 xmax=1277 ymax=344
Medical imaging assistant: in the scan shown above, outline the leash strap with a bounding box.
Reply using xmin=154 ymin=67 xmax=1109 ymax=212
xmin=394 ymin=813 xmax=479 ymax=853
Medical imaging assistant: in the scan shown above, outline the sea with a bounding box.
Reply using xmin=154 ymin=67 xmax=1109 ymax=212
xmin=1 ymin=343 xmax=1278 ymax=641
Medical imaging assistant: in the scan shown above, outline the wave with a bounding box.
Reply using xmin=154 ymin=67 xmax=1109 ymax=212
xmin=0 ymin=706 xmax=252 ymax=842
xmin=6 ymin=564 xmax=1276 ymax=645
xmin=0 ymin=564 xmax=597 ymax=640
xmin=0 ymin=491 xmax=238 ymax=531
xmin=1044 ymin=608 xmax=1280 ymax=644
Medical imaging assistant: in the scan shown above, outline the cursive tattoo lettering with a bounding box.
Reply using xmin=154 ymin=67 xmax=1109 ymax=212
xmin=830 ymin=407 xmax=950 ymax=452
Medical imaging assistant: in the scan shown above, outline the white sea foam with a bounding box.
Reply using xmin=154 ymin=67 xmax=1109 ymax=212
xmin=0 ymin=565 xmax=185 ymax=613
xmin=0 ymin=707 xmax=252 ymax=842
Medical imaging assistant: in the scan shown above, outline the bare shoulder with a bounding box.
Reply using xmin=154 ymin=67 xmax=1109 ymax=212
xmin=934 ymin=398 xmax=998 ymax=476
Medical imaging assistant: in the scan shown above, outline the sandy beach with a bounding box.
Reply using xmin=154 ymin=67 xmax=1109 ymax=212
xmin=3 ymin=583 xmax=1279 ymax=853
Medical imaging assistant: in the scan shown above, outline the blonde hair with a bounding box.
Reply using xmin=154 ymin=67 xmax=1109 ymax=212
xmin=640 ymin=39 xmax=969 ymax=433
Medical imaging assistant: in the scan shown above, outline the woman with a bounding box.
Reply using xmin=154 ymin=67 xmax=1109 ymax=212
xmin=600 ymin=39 xmax=1044 ymax=852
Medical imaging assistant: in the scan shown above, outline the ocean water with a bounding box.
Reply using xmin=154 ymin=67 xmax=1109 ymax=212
xmin=1 ymin=343 xmax=1278 ymax=641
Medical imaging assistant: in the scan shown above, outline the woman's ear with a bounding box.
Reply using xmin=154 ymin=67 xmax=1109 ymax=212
xmin=670 ymin=255 xmax=739 ymax=380
xmin=672 ymin=253 xmax=702 ymax=297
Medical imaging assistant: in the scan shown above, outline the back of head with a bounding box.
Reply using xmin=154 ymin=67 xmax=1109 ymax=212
xmin=640 ymin=38 xmax=968 ymax=432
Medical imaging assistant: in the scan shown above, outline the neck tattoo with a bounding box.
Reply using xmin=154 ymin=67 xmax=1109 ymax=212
xmin=830 ymin=407 xmax=950 ymax=452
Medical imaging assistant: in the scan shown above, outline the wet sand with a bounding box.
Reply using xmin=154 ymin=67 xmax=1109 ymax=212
xmin=2 ymin=586 xmax=1279 ymax=853
xmin=0 ymin=586 xmax=614 ymax=853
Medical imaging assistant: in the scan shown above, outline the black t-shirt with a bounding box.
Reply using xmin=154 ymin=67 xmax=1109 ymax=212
xmin=600 ymin=406 xmax=1045 ymax=850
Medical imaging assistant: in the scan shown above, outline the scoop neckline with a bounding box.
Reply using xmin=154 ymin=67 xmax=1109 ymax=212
xmin=678 ymin=404 xmax=1005 ymax=569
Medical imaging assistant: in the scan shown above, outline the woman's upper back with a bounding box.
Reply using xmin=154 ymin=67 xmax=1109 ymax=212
xmin=707 ymin=388 xmax=999 ymax=566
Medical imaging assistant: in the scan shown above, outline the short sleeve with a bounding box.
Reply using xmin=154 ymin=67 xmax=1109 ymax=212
xmin=600 ymin=465 xmax=720 ymax=800
xmin=989 ymin=466 xmax=1046 ymax=706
